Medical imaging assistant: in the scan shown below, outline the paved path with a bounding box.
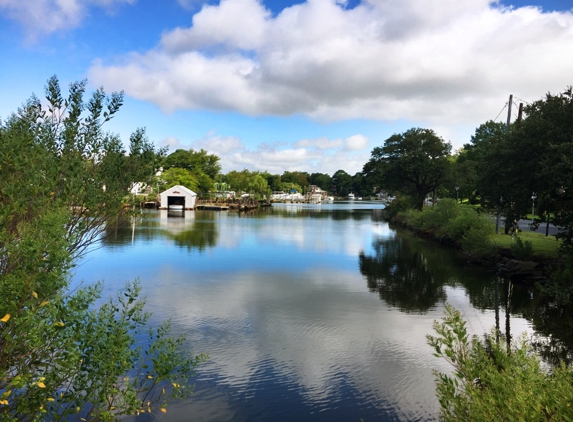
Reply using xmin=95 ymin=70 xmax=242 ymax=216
xmin=514 ymin=219 xmax=561 ymax=236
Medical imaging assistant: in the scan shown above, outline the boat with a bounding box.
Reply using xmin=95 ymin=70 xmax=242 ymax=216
xmin=326 ymin=196 xmax=334 ymax=202
xmin=348 ymin=193 xmax=355 ymax=200
xmin=168 ymin=204 xmax=184 ymax=211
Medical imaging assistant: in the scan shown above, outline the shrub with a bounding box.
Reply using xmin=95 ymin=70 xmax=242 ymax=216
xmin=385 ymin=195 xmax=415 ymax=219
xmin=396 ymin=199 xmax=495 ymax=254
xmin=510 ymin=235 xmax=534 ymax=260
xmin=428 ymin=305 xmax=573 ymax=421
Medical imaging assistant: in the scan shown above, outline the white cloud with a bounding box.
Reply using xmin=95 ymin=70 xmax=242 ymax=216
xmin=173 ymin=131 xmax=369 ymax=174
xmin=294 ymin=137 xmax=343 ymax=149
xmin=0 ymin=0 xmax=136 ymax=39
xmin=160 ymin=135 xmax=183 ymax=149
xmin=344 ymin=134 xmax=369 ymax=151
xmin=90 ymin=0 xmax=573 ymax=145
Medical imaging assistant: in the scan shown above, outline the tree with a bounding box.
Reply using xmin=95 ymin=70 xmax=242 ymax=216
xmin=223 ymin=169 xmax=271 ymax=197
xmin=0 ymin=76 xmax=206 ymax=420
xmin=163 ymin=148 xmax=221 ymax=179
xmin=162 ymin=148 xmax=220 ymax=193
xmin=363 ymin=128 xmax=452 ymax=210
xmin=281 ymin=171 xmax=309 ymax=190
xmin=261 ymin=172 xmax=283 ymax=192
xmin=161 ymin=168 xmax=200 ymax=192
xmin=331 ymin=169 xmax=353 ymax=196
xmin=309 ymin=173 xmax=331 ymax=191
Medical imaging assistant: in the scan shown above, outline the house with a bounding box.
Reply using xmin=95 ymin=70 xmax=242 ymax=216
xmin=159 ymin=185 xmax=197 ymax=210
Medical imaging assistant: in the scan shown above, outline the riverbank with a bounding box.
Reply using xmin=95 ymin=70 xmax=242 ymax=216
xmin=388 ymin=200 xmax=565 ymax=287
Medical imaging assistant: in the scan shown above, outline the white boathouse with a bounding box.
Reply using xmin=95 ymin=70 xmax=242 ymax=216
xmin=159 ymin=185 xmax=197 ymax=210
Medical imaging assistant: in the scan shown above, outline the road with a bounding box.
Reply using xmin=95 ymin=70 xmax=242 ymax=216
xmin=514 ymin=219 xmax=562 ymax=236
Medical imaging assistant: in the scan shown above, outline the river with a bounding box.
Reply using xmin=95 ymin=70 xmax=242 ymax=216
xmin=71 ymin=202 xmax=573 ymax=421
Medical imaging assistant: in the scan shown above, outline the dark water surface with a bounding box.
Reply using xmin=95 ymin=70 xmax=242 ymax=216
xmin=72 ymin=203 xmax=570 ymax=421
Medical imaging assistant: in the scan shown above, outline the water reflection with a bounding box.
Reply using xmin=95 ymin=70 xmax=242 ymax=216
xmin=359 ymin=234 xmax=447 ymax=313
xmin=73 ymin=205 xmax=573 ymax=422
xmin=103 ymin=210 xmax=219 ymax=251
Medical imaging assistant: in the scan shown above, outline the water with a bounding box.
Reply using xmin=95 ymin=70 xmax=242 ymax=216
xmin=72 ymin=202 xmax=570 ymax=421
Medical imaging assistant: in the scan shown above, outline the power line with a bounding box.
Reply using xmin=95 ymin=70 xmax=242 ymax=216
xmin=493 ymin=103 xmax=508 ymax=122
xmin=514 ymin=96 xmax=530 ymax=105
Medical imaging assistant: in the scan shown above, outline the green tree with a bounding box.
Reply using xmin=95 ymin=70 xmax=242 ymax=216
xmin=309 ymin=172 xmax=331 ymax=192
xmin=0 ymin=76 xmax=206 ymax=420
xmin=162 ymin=148 xmax=220 ymax=193
xmin=163 ymin=148 xmax=221 ymax=179
xmin=281 ymin=171 xmax=309 ymax=190
xmin=331 ymin=169 xmax=353 ymax=196
xmin=224 ymin=169 xmax=271 ymax=197
xmin=363 ymin=128 xmax=452 ymax=210
xmin=161 ymin=168 xmax=200 ymax=191
xmin=261 ymin=172 xmax=283 ymax=192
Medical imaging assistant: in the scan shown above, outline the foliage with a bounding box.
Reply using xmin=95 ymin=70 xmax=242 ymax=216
xmin=331 ymin=169 xmax=353 ymax=196
xmin=510 ymin=235 xmax=534 ymax=260
xmin=363 ymin=128 xmax=452 ymax=210
xmin=396 ymin=199 xmax=495 ymax=255
xmin=309 ymin=172 xmax=332 ymax=192
xmin=261 ymin=172 xmax=283 ymax=192
xmin=281 ymin=171 xmax=309 ymax=189
xmin=163 ymin=148 xmax=221 ymax=179
xmin=161 ymin=149 xmax=219 ymax=193
xmin=0 ymin=77 xmax=164 ymax=259
xmin=383 ymin=195 xmax=416 ymax=219
xmin=427 ymin=305 xmax=573 ymax=421
xmin=161 ymin=168 xmax=200 ymax=192
xmin=223 ymin=169 xmax=271 ymax=197
xmin=0 ymin=77 xmax=205 ymax=420
xmin=351 ymin=172 xmax=374 ymax=197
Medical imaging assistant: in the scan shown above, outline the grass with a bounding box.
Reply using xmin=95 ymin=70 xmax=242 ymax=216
xmin=492 ymin=230 xmax=561 ymax=258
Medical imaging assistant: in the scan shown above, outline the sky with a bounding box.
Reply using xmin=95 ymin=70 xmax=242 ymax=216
xmin=1 ymin=0 xmax=572 ymax=175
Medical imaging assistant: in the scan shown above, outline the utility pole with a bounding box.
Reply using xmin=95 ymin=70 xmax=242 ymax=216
xmin=496 ymin=94 xmax=513 ymax=234
xmin=516 ymin=103 xmax=523 ymax=129
xmin=506 ymin=94 xmax=513 ymax=131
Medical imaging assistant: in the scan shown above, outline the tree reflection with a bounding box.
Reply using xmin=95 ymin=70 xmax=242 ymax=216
xmin=359 ymin=235 xmax=447 ymax=313
xmin=521 ymin=299 xmax=573 ymax=365
xmin=102 ymin=215 xmax=159 ymax=246
xmin=102 ymin=212 xmax=219 ymax=251
xmin=166 ymin=220 xmax=218 ymax=251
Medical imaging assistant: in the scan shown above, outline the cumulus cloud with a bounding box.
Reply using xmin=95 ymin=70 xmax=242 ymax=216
xmin=0 ymin=0 xmax=136 ymax=39
xmin=179 ymin=131 xmax=369 ymax=174
xmin=344 ymin=134 xmax=369 ymax=151
xmin=90 ymin=0 xmax=573 ymax=143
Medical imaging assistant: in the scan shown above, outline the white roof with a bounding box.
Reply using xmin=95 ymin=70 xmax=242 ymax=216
xmin=160 ymin=185 xmax=197 ymax=197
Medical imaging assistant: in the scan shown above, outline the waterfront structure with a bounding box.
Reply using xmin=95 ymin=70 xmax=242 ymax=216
xmin=159 ymin=185 xmax=197 ymax=210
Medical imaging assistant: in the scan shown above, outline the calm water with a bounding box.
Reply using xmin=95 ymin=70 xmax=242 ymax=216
xmin=72 ymin=202 xmax=571 ymax=421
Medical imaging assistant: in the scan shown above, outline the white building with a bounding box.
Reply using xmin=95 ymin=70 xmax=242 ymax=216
xmin=159 ymin=185 xmax=197 ymax=210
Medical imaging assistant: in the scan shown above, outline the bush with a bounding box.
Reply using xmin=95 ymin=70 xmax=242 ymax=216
xmin=457 ymin=214 xmax=495 ymax=255
xmin=510 ymin=235 xmax=534 ymax=260
xmin=385 ymin=195 xmax=416 ymax=219
xmin=428 ymin=305 xmax=573 ymax=421
xmin=396 ymin=199 xmax=495 ymax=254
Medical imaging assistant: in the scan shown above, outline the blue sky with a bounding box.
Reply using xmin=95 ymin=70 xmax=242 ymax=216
xmin=1 ymin=0 xmax=572 ymax=175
